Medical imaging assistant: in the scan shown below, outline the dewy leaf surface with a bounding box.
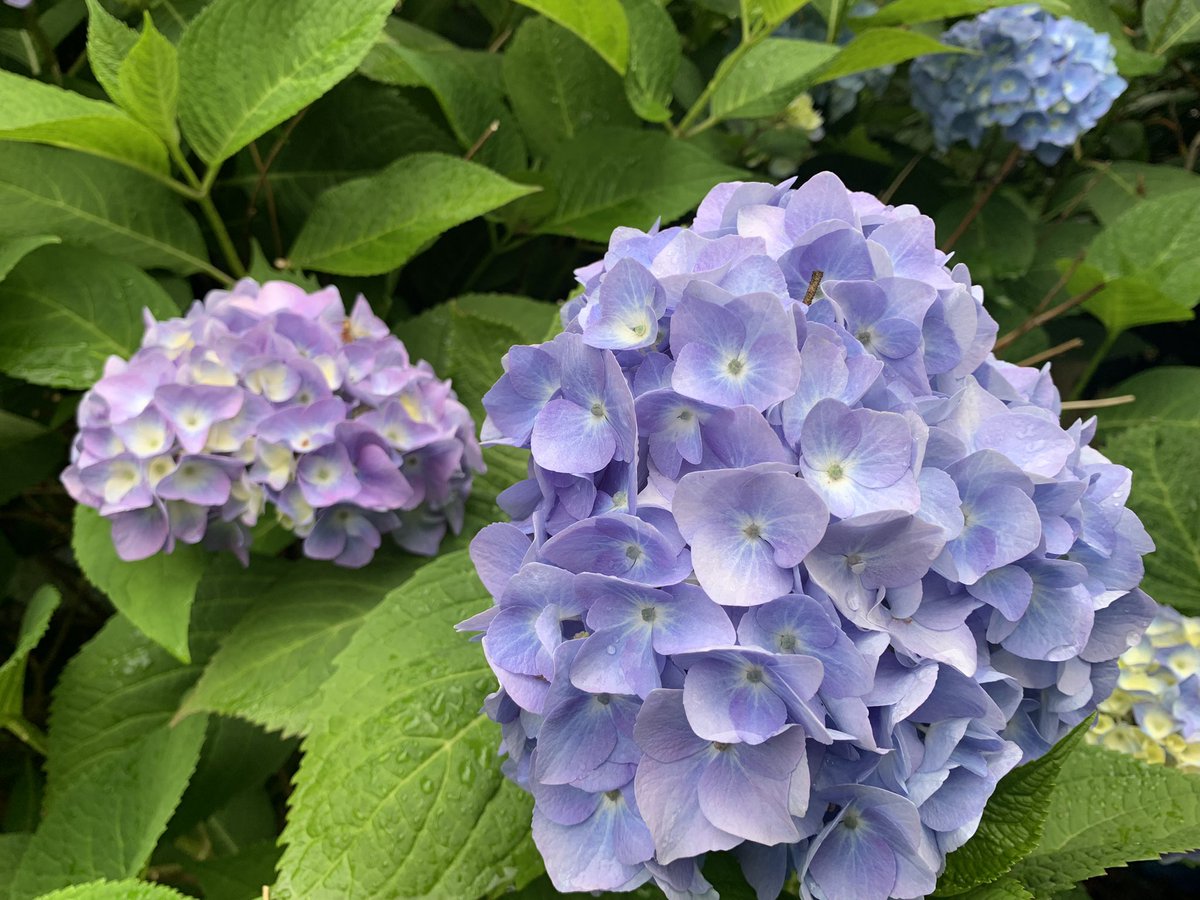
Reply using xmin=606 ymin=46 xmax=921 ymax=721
xmin=711 ymin=37 xmax=839 ymax=122
xmin=275 ymin=552 xmax=541 ymax=898
xmin=1006 ymin=744 xmax=1200 ymax=894
xmin=511 ymin=0 xmax=630 ymax=74
xmin=29 ymin=879 xmax=189 ymax=900
xmin=289 ymin=152 xmax=538 ymax=276
xmin=72 ymin=506 xmax=210 ymax=663
xmin=0 ymin=244 xmax=177 ymax=390
xmin=178 ymin=0 xmax=396 ymax=164
xmin=0 ymin=144 xmax=212 ymax=276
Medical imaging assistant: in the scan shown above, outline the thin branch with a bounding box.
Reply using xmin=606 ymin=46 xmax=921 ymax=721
xmin=465 ymin=120 xmax=500 ymax=161
xmin=994 ymin=283 xmax=1103 ymax=351
xmin=1060 ymin=394 xmax=1135 ymax=411
xmin=940 ymin=145 xmax=1023 ymax=253
xmin=1033 ymin=252 xmax=1086 ymax=314
xmin=248 ymin=142 xmax=285 ymax=261
xmin=880 ymin=154 xmax=923 ymax=205
xmin=247 ymin=108 xmax=309 ymax=216
xmin=487 ymin=26 xmax=513 ymax=53
xmin=1015 ymin=337 xmax=1084 ymax=367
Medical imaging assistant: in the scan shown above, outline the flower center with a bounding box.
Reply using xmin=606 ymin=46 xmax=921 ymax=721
xmin=745 ymin=666 xmax=765 ymax=684
xmin=677 ymin=408 xmax=693 ymax=422
xmin=726 ymin=357 xmax=746 ymax=376
xmin=743 ymin=521 xmax=763 ymax=540
xmin=712 ymin=742 xmax=731 ymax=752
xmin=778 ymin=632 xmax=798 ymax=652
xmin=590 ymin=401 xmax=606 ymax=419
xmin=641 ymin=606 xmax=657 ymax=623
xmin=604 ymin=789 xmax=622 ymax=801
xmin=595 ymin=693 xmax=612 ymax=706
xmin=827 ymin=462 xmax=845 ymax=481
xmin=625 ymin=544 xmax=643 ymax=562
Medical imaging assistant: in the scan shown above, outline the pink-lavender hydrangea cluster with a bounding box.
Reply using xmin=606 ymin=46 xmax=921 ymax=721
xmin=910 ymin=4 xmax=1126 ymax=164
xmin=62 ymin=279 xmax=482 ymax=567
xmin=460 ymin=173 xmax=1155 ymax=899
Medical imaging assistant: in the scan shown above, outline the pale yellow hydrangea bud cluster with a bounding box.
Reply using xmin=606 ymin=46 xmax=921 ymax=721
xmin=1089 ymin=604 xmax=1200 ymax=770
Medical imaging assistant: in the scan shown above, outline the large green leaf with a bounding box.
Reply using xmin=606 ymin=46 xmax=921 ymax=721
xmin=1102 ymin=423 xmax=1200 ymax=613
xmin=0 ymin=244 xmax=177 ymax=389
xmin=1079 ymin=162 xmax=1200 ymax=225
xmin=30 ymin=881 xmax=189 ymax=900
xmin=934 ymin=719 xmax=1090 ymax=895
xmin=177 ymin=553 xmax=425 ymax=737
xmin=0 ymin=143 xmax=213 ymax=276
xmin=740 ymin=0 xmax=812 ymax=31
xmin=860 ymin=0 xmax=1033 ymax=26
xmin=621 ymin=0 xmax=681 ymax=122
xmin=188 ymin=842 xmax=282 ymax=900
xmin=9 ymin=714 xmax=206 ymax=898
xmin=814 ymin=27 xmax=962 ymax=84
xmin=935 ymin=191 xmax=1036 ymax=282
xmin=83 ymin=0 xmax=138 ymax=104
xmin=72 ymin=506 xmax=211 ymax=663
xmin=0 ymin=409 xmax=65 ymax=506
xmin=0 ymin=585 xmax=60 ymax=745
xmin=359 ymin=30 xmax=526 ymax=173
xmin=529 ymin=126 xmax=747 ymax=241
xmin=1098 ymin=366 xmax=1200 ymax=434
xmin=1005 ymin=745 xmax=1200 ymax=894
xmin=710 ymin=37 xmax=838 ymax=121
xmin=0 ymin=235 xmax=58 ymax=284
xmin=0 ymin=70 xmax=168 ymax=175
xmin=511 ymin=0 xmax=630 ymax=74
xmin=502 ymin=16 xmax=636 ymax=155
xmin=1145 ymin=0 xmax=1200 ymax=53
xmin=1079 ymin=271 xmax=1194 ymax=336
xmin=1086 ymin=188 xmax=1200 ymax=311
xmin=117 ymin=14 xmax=180 ymax=145
xmin=178 ymin=0 xmax=396 ymax=164
xmin=275 ymin=552 xmax=541 ymax=898
xmin=289 ymin=152 xmax=538 ymax=276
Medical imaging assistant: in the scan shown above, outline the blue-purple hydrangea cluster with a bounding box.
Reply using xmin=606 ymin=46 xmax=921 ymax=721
xmin=62 ymin=279 xmax=481 ymax=567
xmin=460 ymin=173 xmax=1155 ymax=899
xmin=3 ymin=1 xmax=32 ymax=8
xmin=910 ymin=5 xmax=1126 ymax=164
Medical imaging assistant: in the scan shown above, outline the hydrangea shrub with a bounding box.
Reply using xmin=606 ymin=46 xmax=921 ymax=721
xmin=461 ymin=173 xmax=1155 ymax=898
xmin=911 ymin=4 xmax=1127 ymax=163
xmin=1091 ymin=603 xmax=1200 ymax=770
xmin=61 ymin=279 xmax=482 ymax=567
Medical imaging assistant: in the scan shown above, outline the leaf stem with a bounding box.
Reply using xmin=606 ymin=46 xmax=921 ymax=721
xmin=994 ymin=283 xmax=1103 ymax=351
xmin=3 ymin=715 xmax=49 ymax=756
xmin=677 ymin=25 xmax=770 ymax=137
xmin=826 ymin=0 xmax=846 ymax=43
xmin=941 ymin=144 xmax=1023 ymax=252
xmin=23 ymin=7 xmax=62 ymax=85
xmin=1069 ymin=331 xmax=1117 ymax=401
xmin=197 ymin=193 xmax=248 ymax=279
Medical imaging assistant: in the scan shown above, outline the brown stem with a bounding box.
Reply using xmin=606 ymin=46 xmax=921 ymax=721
xmin=880 ymin=154 xmax=923 ymax=206
xmin=1015 ymin=337 xmax=1084 ymax=367
xmin=1059 ymin=394 xmax=1135 ymax=411
xmin=1033 ymin=252 xmax=1086 ymax=315
xmin=465 ymin=120 xmax=500 ymax=161
xmin=940 ymin=145 xmax=1023 ymax=253
xmin=994 ymin=284 xmax=1103 ymax=351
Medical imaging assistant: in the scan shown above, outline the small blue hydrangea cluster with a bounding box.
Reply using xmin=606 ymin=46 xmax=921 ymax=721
xmin=910 ymin=5 xmax=1126 ymax=164
xmin=62 ymin=279 xmax=481 ymax=567
xmin=460 ymin=173 xmax=1155 ymax=899
xmin=1090 ymin=603 xmax=1200 ymax=771
xmin=778 ymin=3 xmax=894 ymax=122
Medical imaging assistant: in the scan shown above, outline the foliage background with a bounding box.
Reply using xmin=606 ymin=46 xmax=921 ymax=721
xmin=0 ymin=0 xmax=1199 ymax=897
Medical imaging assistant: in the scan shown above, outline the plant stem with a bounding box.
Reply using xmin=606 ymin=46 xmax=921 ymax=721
xmin=169 ymin=147 xmax=247 ymax=278
xmin=994 ymin=283 xmax=1102 ymax=351
xmin=940 ymin=144 xmax=1023 ymax=252
xmin=826 ymin=0 xmax=846 ymax=43
xmin=1015 ymin=336 xmax=1084 ymax=368
xmin=23 ymin=8 xmax=62 ymax=85
xmin=677 ymin=26 xmax=770 ymax=137
xmin=1069 ymin=331 xmax=1116 ymax=401
xmin=4 ymin=715 xmax=49 ymax=756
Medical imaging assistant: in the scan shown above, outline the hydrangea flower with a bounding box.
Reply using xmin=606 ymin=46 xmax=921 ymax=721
xmin=1089 ymin=603 xmax=1200 ymax=771
xmin=460 ymin=171 xmax=1155 ymax=899
xmin=910 ymin=4 xmax=1127 ymax=163
xmin=63 ymin=279 xmax=481 ymax=567
xmin=3 ymin=1 xmax=32 ymax=8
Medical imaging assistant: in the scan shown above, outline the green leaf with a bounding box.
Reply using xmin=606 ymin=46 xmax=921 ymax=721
xmin=149 ymin=0 xmax=213 ymax=42
xmin=177 ymin=553 xmax=426 ymax=737
xmin=530 ymin=126 xmax=748 ymax=241
xmin=0 ymin=234 xmax=59 ymax=284
xmin=30 ymin=881 xmax=189 ymax=900
xmin=0 ymin=143 xmax=214 ymax=276
xmin=1006 ymin=745 xmax=1200 ymax=894
xmin=359 ymin=30 xmax=526 ymax=173
xmin=117 ymin=14 xmax=180 ymax=145
xmin=83 ymin=0 xmax=138 ymax=105
xmin=1102 ymin=422 xmax=1200 ymax=614
xmin=0 ymin=69 xmax=168 ymax=175
xmin=289 ymin=152 xmax=538 ymax=276
xmin=275 ymin=552 xmax=541 ymax=897
xmin=1086 ymin=188 xmax=1200 ymax=311
xmin=935 ymin=718 xmax=1091 ymax=895
xmin=948 ymin=879 xmax=1036 ymax=900
xmin=9 ymin=714 xmax=207 ymax=898
xmin=740 ymin=0 xmax=812 ymax=31
xmin=452 ymin=293 xmax=560 ymax=345
xmin=1145 ymin=0 xmax=1200 ymax=53
xmin=0 ymin=244 xmax=177 ymax=389
xmin=44 ymin=558 xmax=265 ymax=808
xmin=511 ymin=0 xmax=630 ymax=74
xmin=0 ymin=835 xmax=31 ymax=896
xmin=178 ymin=0 xmax=396 ymax=165
xmin=72 ymin=505 xmax=211 ymax=663
xmin=502 ymin=16 xmax=637 ymax=155
xmin=459 ymin=445 xmax=532 ymax=542
xmin=814 ymin=27 xmax=963 ymax=84
xmin=710 ymin=37 xmax=838 ymax=121
xmin=1098 ymin=366 xmax=1200 ymax=434
xmin=0 ymin=585 xmax=61 ymax=740
xmin=859 ymin=0 xmax=1026 ymax=26
xmin=621 ymin=0 xmax=681 ymax=122
xmin=1079 ymin=272 xmax=1193 ymax=336
xmin=1079 ymin=162 xmax=1200 ymax=225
